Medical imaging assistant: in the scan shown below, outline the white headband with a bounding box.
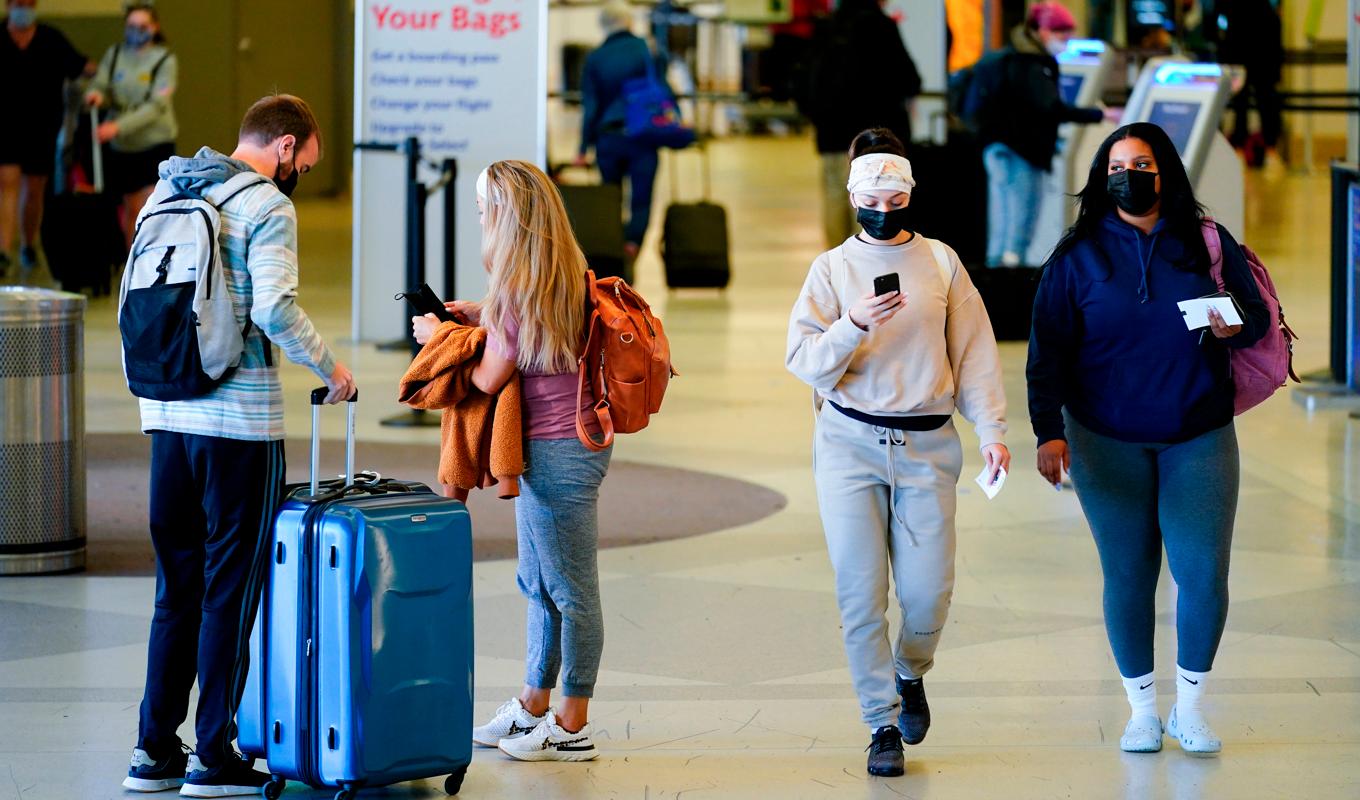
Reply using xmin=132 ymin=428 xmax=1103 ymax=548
xmin=846 ymin=154 xmax=915 ymax=196
xmin=475 ymin=167 xmax=494 ymax=205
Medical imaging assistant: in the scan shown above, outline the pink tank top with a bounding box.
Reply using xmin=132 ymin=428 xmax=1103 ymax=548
xmin=487 ymin=316 xmax=600 ymax=441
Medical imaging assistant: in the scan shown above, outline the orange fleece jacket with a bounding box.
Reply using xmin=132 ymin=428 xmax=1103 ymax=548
xmin=397 ymin=323 xmax=524 ymax=500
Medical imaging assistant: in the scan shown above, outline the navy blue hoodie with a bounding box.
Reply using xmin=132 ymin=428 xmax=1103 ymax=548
xmin=1027 ymin=214 xmax=1270 ymax=445
xmin=579 ymin=31 xmax=663 ymax=156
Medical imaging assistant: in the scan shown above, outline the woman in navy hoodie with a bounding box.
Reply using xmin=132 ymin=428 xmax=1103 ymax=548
xmin=1026 ymin=122 xmax=1269 ymax=757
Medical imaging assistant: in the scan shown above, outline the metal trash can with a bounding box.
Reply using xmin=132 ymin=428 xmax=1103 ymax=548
xmin=0 ymin=287 xmax=86 ymax=575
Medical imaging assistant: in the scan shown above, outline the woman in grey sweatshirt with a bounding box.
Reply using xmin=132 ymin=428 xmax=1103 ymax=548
xmin=786 ymin=128 xmax=1009 ymax=778
xmin=86 ymin=2 xmax=177 ymax=248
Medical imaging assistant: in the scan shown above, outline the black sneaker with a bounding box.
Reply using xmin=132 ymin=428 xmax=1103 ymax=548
xmin=866 ymin=725 xmax=904 ymax=777
xmin=179 ymin=755 xmax=271 ymax=798
xmin=122 ymin=745 xmax=199 ymax=792
xmin=0 ymin=252 xmax=11 ymax=277
xmin=896 ymin=675 xmax=931 ymax=745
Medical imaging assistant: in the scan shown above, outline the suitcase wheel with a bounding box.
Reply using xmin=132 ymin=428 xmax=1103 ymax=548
xmin=444 ymin=766 xmax=468 ymax=795
xmin=262 ymin=777 xmax=285 ymax=800
xmin=334 ymin=787 xmax=356 ymax=800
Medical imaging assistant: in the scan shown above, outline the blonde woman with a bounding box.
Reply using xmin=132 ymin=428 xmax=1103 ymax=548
xmin=413 ymin=160 xmax=608 ymax=762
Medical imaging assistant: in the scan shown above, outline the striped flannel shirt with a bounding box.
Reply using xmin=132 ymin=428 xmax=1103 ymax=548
xmin=137 ymin=149 xmax=336 ymax=441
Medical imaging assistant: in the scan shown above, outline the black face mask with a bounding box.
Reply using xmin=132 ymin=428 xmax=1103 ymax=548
xmin=1107 ymin=169 xmax=1159 ymax=216
xmin=273 ymin=154 xmax=300 ymax=198
xmin=857 ymin=206 xmax=910 ymax=240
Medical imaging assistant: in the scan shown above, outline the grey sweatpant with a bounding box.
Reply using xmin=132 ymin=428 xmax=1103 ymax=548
xmin=516 ymin=437 xmax=612 ymax=698
xmin=814 ymin=405 xmax=964 ymax=731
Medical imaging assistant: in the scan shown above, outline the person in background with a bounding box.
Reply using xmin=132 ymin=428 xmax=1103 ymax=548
xmin=966 ymin=2 xmax=1103 ymax=268
xmin=576 ymin=2 xmax=664 ymax=265
xmin=787 ymin=128 xmax=1008 ymax=777
xmin=86 ymin=2 xmax=177 ymax=249
xmin=1027 ymin=123 xmax=1268 ymax=757
xmin=1088 ymin=0 xmax=1114 ymax=42
xmin=767 ymin=0 xmax=831 ymax=103
xmin=1218 ymin=0 xmax=1285 ymax=172
xmin=122 ymin=94 xmax=355 ymax=797
xmin=414 ymin=160 xmax=611 ymax=763
xmin=800 ymin=0 xmax=920 ymax=249
xmin=0 ymin=0 xmax=91 ymax=276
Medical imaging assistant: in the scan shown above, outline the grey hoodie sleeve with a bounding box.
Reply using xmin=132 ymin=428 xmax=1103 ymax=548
xmin=787 ymin=252 xmax=869 ymax=391
xmin=943 ymin=253 xmax=1008 ymax=449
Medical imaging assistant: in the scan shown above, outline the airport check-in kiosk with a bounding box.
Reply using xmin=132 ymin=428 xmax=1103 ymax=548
xmin=1123 ymin=63 xmax=1244 ymax=237
xmin=1025 ymin=40 xmax=1115 ymax=266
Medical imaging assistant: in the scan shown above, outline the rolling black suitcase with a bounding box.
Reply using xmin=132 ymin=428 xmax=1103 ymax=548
xmin=661 ymin=144 xmax=730 ymax=289
xmin=906 ymin=134 xmax=988 ymax=270
xmin=553 ymin=164 xmax=630 ymax=283
xmin=968 ymin=265 xmax=1041 ymax=341
xmin=43 ymin=105 xmax=124 ymax=295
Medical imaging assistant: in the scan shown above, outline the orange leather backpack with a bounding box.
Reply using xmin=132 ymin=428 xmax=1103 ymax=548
xmin=575 ymin=271 xmax=675 ymax=450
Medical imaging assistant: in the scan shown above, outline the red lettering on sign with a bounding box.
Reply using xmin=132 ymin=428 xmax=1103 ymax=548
xmin=373 ymin=4 xmax=444 ymax=29
xmin=449 ymin=5 xmax=522 ymax=37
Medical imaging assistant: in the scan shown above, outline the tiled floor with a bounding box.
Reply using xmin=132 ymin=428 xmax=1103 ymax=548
xmin=2 ymin=134 xmax=1358 ymax=799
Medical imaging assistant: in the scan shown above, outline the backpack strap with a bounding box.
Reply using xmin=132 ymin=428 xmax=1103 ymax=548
xmin=925 ymin=238 xmax=953 ymax=296
xmin=144 ymin=51 xmax=170 ymax=105
xmin=203 ymin=172 xmax=274 ymax=363
xmin=575 ymin=270 xmax=615 ymax=452
xmin=208 ymin=172 xmax=272 ymax=209
xmin=106 ymin=44 xmax=120 ymax=108
xmin=1201 ymin=217 xmax=1226 ymax=292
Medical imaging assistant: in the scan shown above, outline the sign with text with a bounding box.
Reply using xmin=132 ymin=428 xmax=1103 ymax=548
xmin=352 ymin=0 xmax=547 ymax=341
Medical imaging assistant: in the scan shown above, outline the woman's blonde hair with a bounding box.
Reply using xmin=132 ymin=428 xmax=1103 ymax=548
xmin=479 ymin=160 xmax=588 ymax=374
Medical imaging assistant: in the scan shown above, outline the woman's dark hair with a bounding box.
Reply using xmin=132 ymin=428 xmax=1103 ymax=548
xmin=1049 ymin=122 xmax=1209 ymax=272
xmin=125 ymin=3 xmax=167 ymax=45
xmin=848 ymin=127 xmax=906 ymax=162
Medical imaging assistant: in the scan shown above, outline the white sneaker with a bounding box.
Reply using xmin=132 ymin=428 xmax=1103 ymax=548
xmin=1120 ymin=715 xmax=1163 ymax=753
xmin=1167 ymin=706 xmax=1221 ymax=756
xmin=472 ymin=698 xmax=546 ymax=748
xmin=497 ymin=712 xmax=599 ymax=762
xmin=1000 ymin=251 xmax=1022 ymax=268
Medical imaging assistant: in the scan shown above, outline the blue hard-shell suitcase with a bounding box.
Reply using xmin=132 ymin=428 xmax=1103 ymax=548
xmin=238 ymin=389 xmax=473 ymax=799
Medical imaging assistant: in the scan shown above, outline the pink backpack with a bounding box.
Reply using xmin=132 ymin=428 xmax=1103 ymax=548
xmin=1202 ymin=220 xmax=1299 ymax=415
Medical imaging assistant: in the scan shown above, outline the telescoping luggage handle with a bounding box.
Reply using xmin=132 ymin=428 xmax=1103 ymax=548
xmin=309 ymin=387 xmax=359 ymax=497
xmin=89 ymin=108 xmax=104 ymax=195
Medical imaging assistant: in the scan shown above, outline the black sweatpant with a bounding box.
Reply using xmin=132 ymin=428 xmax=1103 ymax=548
xmin=137 ymin=432 xmax=286 ymax=768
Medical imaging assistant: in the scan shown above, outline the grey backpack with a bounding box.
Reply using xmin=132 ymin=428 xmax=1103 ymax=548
xmin=118 ymin=172 xmax=270 ymax=401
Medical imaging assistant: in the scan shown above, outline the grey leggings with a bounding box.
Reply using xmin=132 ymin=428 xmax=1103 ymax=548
xmin=516 ymin=438 xmax=612 ymax=698
xmin=1067 ymin=417 xmax=1238 ymax=678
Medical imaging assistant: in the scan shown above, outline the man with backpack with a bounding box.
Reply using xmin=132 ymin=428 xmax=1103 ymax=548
xmin=964 ymin=2 xmax=1103 ymax=268
xmin=575 ymin=2 xmax=666 ymax=265
xmin=118 ymin=94 xmax=355 ymax=797
xmin=798 ymin=0 xmax=920 ymax=249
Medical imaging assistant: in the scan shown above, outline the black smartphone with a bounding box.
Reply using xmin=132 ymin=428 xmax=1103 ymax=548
xmin=396 ymin=284 xmax=458 ymax=323
xmin=873 ymin=272 xmax=901 ymax=298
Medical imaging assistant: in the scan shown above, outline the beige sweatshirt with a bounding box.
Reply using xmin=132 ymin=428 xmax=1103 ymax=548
xmin=786 ymin=234 xmax=1008 ymax=448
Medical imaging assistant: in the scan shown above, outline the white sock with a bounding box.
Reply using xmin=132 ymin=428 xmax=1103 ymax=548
xmin=1176 ymin=667 xmax=1209 ymax=720
xmin=1121 ymin=672 xmax=1158 ymax=720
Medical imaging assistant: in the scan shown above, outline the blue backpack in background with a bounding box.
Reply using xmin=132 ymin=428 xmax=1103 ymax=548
xmin=622 ymin=57 xmax=696 ymax=150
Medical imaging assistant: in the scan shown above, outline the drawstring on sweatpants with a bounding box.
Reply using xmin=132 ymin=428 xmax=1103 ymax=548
xmin=876 ymin=427 xmax=918 ymax=547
